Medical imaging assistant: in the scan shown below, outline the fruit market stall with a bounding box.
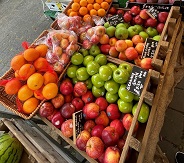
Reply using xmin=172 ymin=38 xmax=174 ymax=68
xmin=0 ymin=1 xmax=184 ymax=163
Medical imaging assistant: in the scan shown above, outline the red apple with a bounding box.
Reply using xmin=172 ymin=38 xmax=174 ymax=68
xmin=106 ymin=104 xmax=121 ymax=120
xmin=101 ymin=126 xmax=119 ymax=146
xmin=118 ymin=51 xmax=128 ymax=61
xmin=51 ymin=94 xmax=65 ymax=109
xmin=134 ymin=15 xmax=144 ymax=25
xmin=91 ymin=124 xmax=105 ymax=138
xmin=140 ymin=58 xmax=153 ymax=70
xmin=132 ymin=35 xmax=144 ymax=45
xmin=115 ymin=40 xmax=128 ymax=52
xmin=76 ymin=130 xmax=91 ymax=151
xmin=136 ymin=0 xmax=147 ymax=2
xmin=83 ymin=103 xmax=100 ymax=119
xmin=84 ymin=120 xmax=96 ymax=133
xmin=110 ymin=119 xmax=125 ymax=137
xmin=60 ymin=78 xmax=73 ymax=95
xmin=64 ymin=93 xmax=73 ymax=103
xmin=100 ymin=44 xmax=111 ymax=55
xmin=95 ymin=111 xmax=109 ymax=127
xmin=39 ymin=102 xmax=54 ymax=117
xmin=95 ymin=97 xmax=108 ymax=111
xmin=144 ymin=18 xmax=157 ymax=27
xmin=74 ymin=82 xmax=88 ymax=97
xmin=99 ymin=34 xmax=109 ymax=45
xmin=109 ymin=37 xmax=118 ymax=46
xmin=158 ymin=12 xmax=169 ymax=23
xmin=122 ymin=113 xmax=139 ymax=133
xmin=86 ymin=136 xmax=104 ymax=159
xmin=60 ymin=103 xmax=75 ymax=119
xmin=117 ymin=9 xmax=124 ymax=15
xmin=51 ymin=111 xmax=65 ymax=129
xmin=82 ymin=39 xmax=92 ymax=49
xmin=72 ymin=97 xmax=84 ymax=111
xmin=95 ymin=26 xmax=106 ymax=37
xmin=108 ymin=6 xmax=117 ymax=15
xmin=125 ymin=47 xmax=139 ymax=60
xmin=61 ymin=119 xmax=73 ymax=137
xmin=123 ymin=12 xmax=132 ymax=23
xmin=139 ymin=9 xmax=150 ymax=20
xmin=130 ymin=6 xmax=141 ymax=16
xmin=82 ymin=90 xmax=95 ymax=104
xmin=117 ymin=138 xmax=125 ymax=152
xmin=109 ymin=46 xmax=119 ymax=58
xmin=156 ymin=23 xmax=165 ymax=34
xmin=104 ymin=146 xmax=120 ymax=163
xmin=47 ymin=110 xmax=57 ymax=121
xmin=90 ymin=34 xmax=100 ymax=44
xmin=98 ymin=152 xmax=105 ymax=163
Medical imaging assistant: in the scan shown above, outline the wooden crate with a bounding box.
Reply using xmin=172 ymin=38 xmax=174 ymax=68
xmin=39 ymin=52 xmax=163 ymax=162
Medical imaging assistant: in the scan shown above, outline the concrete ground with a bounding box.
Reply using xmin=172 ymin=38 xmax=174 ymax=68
xmin=0 ymin=0 xmax=184 ymax=162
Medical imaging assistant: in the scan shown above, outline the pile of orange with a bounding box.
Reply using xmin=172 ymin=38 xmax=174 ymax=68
xmin=67 ymin=0 xmax=112 ymax=21
xmin=8 ymin=44 xmax=59 ymax=114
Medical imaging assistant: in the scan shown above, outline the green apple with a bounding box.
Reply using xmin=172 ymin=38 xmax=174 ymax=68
xmin=139 ymin=31 xmax=149 ymax=41
xmin=104 ymin=79 xmax=120 ymax=94
xmin=116 ymin=23 xmax=126 ymax=29
xmin=83 ymin=55 xmax=94 ymax=67
xmin=107 ymin=63 xmax=118 ymax=72
xmin=92 ymin=85 xmax=105 ymax=97
xmin=71 ymin=52 xmax=84 ymax=65
xmin=134 ymin=95 xmax=140 ymax=101
xmin=99 ymin=65 xmax=113 ymax=81
xmin=79 ymin=48 xmax=89 ymax=56
xmin=118 ymin=84 xmax=134 ymax=102
xmin=66 ymin=65 xmax=78 ymax=78
xmin=104 ymin=22 xmax=110 ymax=28
xmin=106 ymin=26 xmax=116 ymax=37
xmin=84 ymin=78 xmax=93 ymax=89
xmin=122 ymin=22 xmax=130 ymax=29
xmin=132 ymin=102 xmax=150 ymax=123
xmin=128 ymin=26 xmax=139 ymax=38
xmin=134 ymin=25 xmax=144 ymax=33
xmin=113 ymin=68 xmax=129 ymax=84
xmin=119 ymin=63 xmax=132 ymax=75
xmin=106 ymin=92 xmax=119 ymax=103
xmin=72 ymin=77 xmax=79 ymax=84
xmin=91 ymin=73 xmax=105 ymax=88
xmin=153 ymin=35 xmax=161 ymax=41
xmin=115 ymin=27 xmax=129 ymax=40
xmin=86 ymin=61 xmax=100 ymax=76
xmin=146 ymin=27 xmax=158 ymax=38
xmin=117 ymin=99 xmax=133 ymax=113
xmin=94 ymin=54 xmax=107 ymax=66
xmin=76 ymin=67 xmax=89 ymax=81
xmin=89 ymin=45 xmax=101 ymax=56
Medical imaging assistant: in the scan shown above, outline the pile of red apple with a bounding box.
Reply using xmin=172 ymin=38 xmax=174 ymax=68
xmin=129 ymin=0 xmax=174 ymax=4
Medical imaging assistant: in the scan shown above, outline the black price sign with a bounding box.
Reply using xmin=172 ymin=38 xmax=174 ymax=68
xmin=73 ymin=110 xmax=84 ymax=144
xmin=126 ymin=66 xmax=148 ymax=96
xmin=146 ymin=6 xmax=159 ymax=19
xmin=108 ymin=14 xmax=124 ymax=26
xmin=142 ymin=3 xmax=171 ymax=11
xmin=141 ymin=38 xmax=158 ymax=59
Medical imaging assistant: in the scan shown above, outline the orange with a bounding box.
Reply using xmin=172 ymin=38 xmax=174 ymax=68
xmin=18 ymin=84 xmax=34 ymax=101
xmin=27 ymin=73 xmax=44 ymax=90
xmin=10 ymin=54 xmax=27 ymax=71
xmin=42 ymin=83 xmax=58 ymax=100
xmin=79 ymin=7 xmax=88 ymax=16
xmin=80 ymin=0 xmax=87 ymax=7
xmin=74 ymin=0 xmax=80 ymax=2
xmin=23 ymin=48 xmax=40 ymax=62
xmin=69 ymin=11 xmax=78 ymax=17
xmin=23 ymin=97 xmax=39 ymax=114
xmin=87 ymin=0 xmax=94 ymax=3
xmin=83 ymin=14 xmax=92 ymax=22
xmin=97 ymin=8 xmax=106 ymax=17
xmin=90 ymin=9 xmax=97 ymax=16
xmin=4 ymin=78 xmax=22 ymax=95
xmin=43 ymin=71 xmax=58 ymax=85
xmin=93 ymin=3 xmax=100 ymax=10
xmin=71 ymin=2 xmax=80 ymax=12
xmin=105 ymin=0 xmax=112 ymax=3
xmin=35 ymin=44 xmax=48 ymax=57
xmin=18 ymin=63 xmax=36 ymax=81
xmin=101 ymin=1 xmax=109 ymax=10
xmin=95 ymin=0 xmax=103 ymax=4
xmin=87 ymin=4 xmax=93 ymax=11
xmin=67 ymin=9 xmax=73 ymax=16
xmin=33 ymin=57 xmax=49 ymax=72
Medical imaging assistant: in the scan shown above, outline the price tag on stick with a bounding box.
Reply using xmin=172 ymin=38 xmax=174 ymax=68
xmin=73 ymin=110 xmax=84 ymax=144
xmin=108 ymin=14 xmax=124 ymax=26
xmin=146 ymin=6 xmax=159 ymax=19
xmin=141 ymin=38 xmax=158 ymax=59
xmin=126 ymin=66 xmax=148 ymax=96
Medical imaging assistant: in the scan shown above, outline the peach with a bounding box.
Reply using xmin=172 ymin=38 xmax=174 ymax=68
xmin=53 ymin=46 xmax=62 ymax=56
xmin=115 ymin=40 xmax=128 ymax=52
xmin=125 ymin=39 xmax=133 ymax=47
xmin=68 ymin=35 xmax=77 ymax=44
xmin=135 ymin=42 xmax=145 ymax=55
xmin=109 ymin=46 xmax=119 ymax=58
xmin=109 ymin=37 xmax=118 ymax=46
xmin=60 ymin=38 xmax=69 ymax=49
xmin=99 ymin=34 xmax=109 ymax=44
xmin=132 ymin=35 xmax=144 ymax=45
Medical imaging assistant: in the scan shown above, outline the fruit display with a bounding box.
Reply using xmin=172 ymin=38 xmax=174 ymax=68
xmin=128 ymin=0 xmax=174 ymax=4
xmin=0 ymin=133 xmax=23 ymax=163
